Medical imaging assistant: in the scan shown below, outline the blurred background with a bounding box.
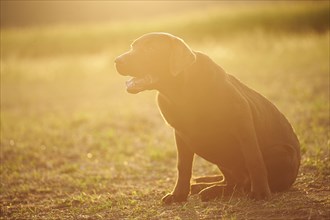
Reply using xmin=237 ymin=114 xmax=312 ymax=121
xmin=1 ymin=1 xmax=329 ymax=219
xmin=2 ymin=1 xmax=222 ymax=27
xmin=1 ymin=1 xmax=328 ymax=123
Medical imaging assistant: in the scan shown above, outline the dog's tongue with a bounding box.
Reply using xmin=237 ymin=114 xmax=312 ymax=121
xmin=126 ymin=75 xmax=153 ymax=94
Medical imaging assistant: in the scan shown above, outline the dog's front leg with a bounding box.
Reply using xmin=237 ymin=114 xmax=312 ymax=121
xmin=162 ymin=131 xmax=194 ymax=204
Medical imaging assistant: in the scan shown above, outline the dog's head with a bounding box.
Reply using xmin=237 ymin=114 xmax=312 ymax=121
xmin=115 ymin=32 xmax=196 ymax=94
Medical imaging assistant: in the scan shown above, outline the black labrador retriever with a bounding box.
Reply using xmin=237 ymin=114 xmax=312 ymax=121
xmin=114 ymin=32 xmax=300 ymax=203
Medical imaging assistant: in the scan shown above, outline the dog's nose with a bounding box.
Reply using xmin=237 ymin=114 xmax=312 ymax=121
xmin=115 ymin=51 xmax=131 ymax=64
xmin=114 ymin=57 xmax=122 ymax=64
xmin=115 ymin=55 xmax=127 ymax=65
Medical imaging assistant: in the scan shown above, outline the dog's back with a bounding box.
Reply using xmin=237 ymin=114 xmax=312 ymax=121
xmin=227 ymin=75 xmax=300 ymax=153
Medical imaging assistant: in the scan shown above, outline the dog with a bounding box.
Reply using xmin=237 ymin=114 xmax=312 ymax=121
xmin=114 ymin=32 xmax=300 ymax=203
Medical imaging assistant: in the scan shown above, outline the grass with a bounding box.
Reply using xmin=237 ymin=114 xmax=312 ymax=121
xmin=1 ymin=2 xmax=329 ymax=219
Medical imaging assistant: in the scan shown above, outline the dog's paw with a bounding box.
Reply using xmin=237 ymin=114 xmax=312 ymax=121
xmin=199 ymin=185 xmax=223 ymax=202
xmin=161 ymin=193 xmax=187 ymax=204
xmin=249 ymin=189 xmax=271 ymax=200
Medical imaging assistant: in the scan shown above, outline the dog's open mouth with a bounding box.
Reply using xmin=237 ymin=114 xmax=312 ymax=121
xmin=126 ymin=75 xmax=156 ymax=94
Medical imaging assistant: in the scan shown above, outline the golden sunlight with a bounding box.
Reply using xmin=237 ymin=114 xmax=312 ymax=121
xmin=1 ymin=1 xmax=329 ymax=219
xmin=1 ymin=1 xmax=224 ymax=27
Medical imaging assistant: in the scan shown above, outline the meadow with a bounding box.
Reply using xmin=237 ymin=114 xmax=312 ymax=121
xmin=1 ymin=2 xmax=329 ymax=219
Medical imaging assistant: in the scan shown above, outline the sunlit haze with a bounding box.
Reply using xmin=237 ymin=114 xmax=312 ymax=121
xmin=1 ymin=1 xmax=329 ymax=219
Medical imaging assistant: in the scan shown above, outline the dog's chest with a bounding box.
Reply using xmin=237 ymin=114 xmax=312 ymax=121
xmin=157 ymin=93 xmax=234 ymax=135
xmin=157 ymin=93 xmax=244 ymax=165
xmin=157 ymin=94 xmax=187 ymax=129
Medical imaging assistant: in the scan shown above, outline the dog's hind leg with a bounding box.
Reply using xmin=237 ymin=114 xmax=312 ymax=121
xmin=198 ymin=184 xmax=242 ymax=201
xmin=193 ymin=175 xmax=224 ymax=183
xmin=264 ymin=144 xmax=300 ymax=192
xmin=191 ymin=182 xmax=222 ymax=195
xmin=191 ymin=175 xmax=224 ymax=194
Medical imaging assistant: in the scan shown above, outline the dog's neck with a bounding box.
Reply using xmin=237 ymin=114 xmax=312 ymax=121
xmin=156 ymin=52 xmax=227 ymax=106
xmin=156 ymin=54 xmax=199 ymax=105
xmin=156 ymin=72 xmax=186 ymax=105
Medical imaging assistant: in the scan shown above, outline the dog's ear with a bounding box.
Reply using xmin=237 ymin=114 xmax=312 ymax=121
xmin=169 ymin=37 xmax=196 ymax=76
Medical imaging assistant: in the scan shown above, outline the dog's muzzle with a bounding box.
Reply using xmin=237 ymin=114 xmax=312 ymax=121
xmin=125 ymin=74 xmax=157 ymax=94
